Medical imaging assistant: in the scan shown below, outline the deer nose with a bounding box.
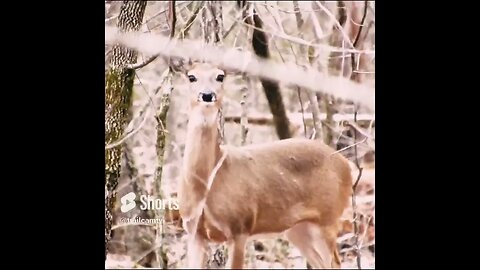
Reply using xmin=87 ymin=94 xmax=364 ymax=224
xmin=198 ymin=91 xmax=216 ymax=102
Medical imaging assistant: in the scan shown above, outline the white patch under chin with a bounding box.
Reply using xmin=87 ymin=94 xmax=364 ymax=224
xmin=190 ymin=109 xmax=218 ymax=128
xmin=202 ymin=112 xmax=217 ymax=126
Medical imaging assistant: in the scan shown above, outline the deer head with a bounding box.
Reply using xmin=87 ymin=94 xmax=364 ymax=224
xmin=183 ymin=62 xmax=226 ymax=126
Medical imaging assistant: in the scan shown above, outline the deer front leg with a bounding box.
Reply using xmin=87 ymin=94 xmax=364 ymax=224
xmin=226 ymin=234 xmax=248 ymax=269
xmin=186 ymin=233 xmax=207 ymax=268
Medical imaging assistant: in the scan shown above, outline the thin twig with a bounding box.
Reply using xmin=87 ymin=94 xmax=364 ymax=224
xmin=229 ymin=12 xmax=372 ymax=54
xmin=352 ymin=108 xmax=364 ymax=269
xmin=293 ymin=1 xmax=304 ymax=31
xmin=153 ymin=3 xmax=177 ymax=268
xmin=352 ymin=2 xmax=369 ymax=49
xmin=331 ymin=136 xmax=367 ymax=156
xmin=260 ymin=2 xmax=285 ymax=34
xmin=314 ymin=1 xmax=355 ymax=48
xmin=351 ymin=1 xmax=369 ymax=79
xmin=255 ymin=2 xmax=323 ymax=14
xmin=211 ymin=1 xmax=224 ymax=44
xmin=143 ymin=1 xmax=191 ymax=25
xmin=346 ymin=121 xmax=375 ymax=140
xmin=240 ymin=89 xmax=249 ymax=145
xmin=181 ymin=1 xmax=204 ymax=39
xmin=288 ymin=8 xmax=310 ymax=139
xmin=223 ymin=112 xmax=374 ymax=127
xmin=222 ymin=6 xmax=244 ymax=40
xmin=189 ymin=149 xmax=229 ymax=249
xmin=105 ymin=15 xmax=118 ymax=23
xmin=241 ymin=74 xmax=252 ymax=145
xmin=168 ymin=1 xmax=177 ymax=39
xmin=295 ymin=1 xmax=323 ymax=140
xmin=359 ymin=215 xmax=374 ymax=250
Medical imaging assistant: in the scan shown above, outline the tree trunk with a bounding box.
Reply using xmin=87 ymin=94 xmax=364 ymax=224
xmin=105 ymin=0 xmax=147 ymax=260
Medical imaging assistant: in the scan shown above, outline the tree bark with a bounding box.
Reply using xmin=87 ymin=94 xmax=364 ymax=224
xmin=237 ymin=1 xmax=291 ymax=140
xmin=105 ymin=0 xmax=147 ymax=260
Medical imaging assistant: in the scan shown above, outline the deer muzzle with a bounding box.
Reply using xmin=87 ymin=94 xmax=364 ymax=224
xmin=198 ymin=92 xmax=217 ymax=103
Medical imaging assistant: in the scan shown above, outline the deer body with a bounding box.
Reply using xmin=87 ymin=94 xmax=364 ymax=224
xmin=178 ymin=63 xmax=352 ymax=269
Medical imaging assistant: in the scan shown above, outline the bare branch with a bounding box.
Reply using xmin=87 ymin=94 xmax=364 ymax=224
xmin=188 ymin=149 xmax=229 ymax=259
xmin=241 ymin=74 xmax=251 ymax=145
xmin=168 ymin=0 xmax=177 ymax=39
xmin=352 ymin=107 xmax=364 ymax=269
xmin=345 ymin=121 xmax=375 ymax=141
xmin=181 ymin=1 xmax=204 ymax=38
xmin=292 ymin=1 xmax=324 ymax=141
xmin=231 ymin=10 xmax=373 ymax=55
xmin=331 ymin=136 xmax=367 ymax=156
xmin=351 ymin=1 xmax=369 ymax=80
xmin=127 ymin=54 xmax=158 ymax=69
xmin=143 ymin=1 xmax=191 ymax=25
xmin=105 ymin=15 xmax=118 ymax=23
xmin=223 ymin=112 xmax=374 ymax=127
xmin=211 ymin=1 xmax=224 ymax=44
xmin=126 ymin=0 xmax=179 ymax=71
xmin=314 ymin=1 xmax=355 ymax=48
xmin=105 ymin=26 xmax=375 ymax=111
xmin=240 ymin=87 xmax=249 ymax=145
xmin=255 ymin=2 xmax=322 ymax=14
xmin=223 ymin=11 xmax=242 ymax=40
xmin=292 ymin=1 xmax=304 ymax=29
xmin=260 ymin=2 xmax=285 ymax=34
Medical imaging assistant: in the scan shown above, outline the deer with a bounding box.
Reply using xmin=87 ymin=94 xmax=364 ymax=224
xmin=177 ymin=62 xmax=353 ymax=269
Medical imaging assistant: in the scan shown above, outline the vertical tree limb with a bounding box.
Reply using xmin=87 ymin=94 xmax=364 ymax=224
xmin=153 ymin=73 xmax=173 ymax=268
xmin=352 ymin=109 xmax=364 ymax=270
xmin=322 ymin=96 xmax=335 ymax=146
xmin=241 ymin=73 xmax=254 ymax=145
xmin=150 ymin=1 xmax=177 ymax=268
xmin=349 ymin=2 xmax=368 ymax=269
xmin=202 ymin=1 xmax=222 ymax=45
xmin=350 ymin=1 xmax=368 ymax=84
xmin=105 ymin=0 xmax=147 ymax=260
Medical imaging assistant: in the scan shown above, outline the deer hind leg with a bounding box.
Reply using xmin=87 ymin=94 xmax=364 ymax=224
xmin=226 ymin=234 xmax=248 ymax=269
xmin=286 ymin=221 xmax=341 ymax=269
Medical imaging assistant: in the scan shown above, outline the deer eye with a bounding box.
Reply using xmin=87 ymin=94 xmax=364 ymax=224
xmin=188 ymin=75 xmax=197 ymax=83
xmin=216 ymin=74 xmax=225 ymax=82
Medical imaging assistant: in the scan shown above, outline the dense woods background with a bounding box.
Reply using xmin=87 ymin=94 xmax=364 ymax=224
xmin=105 ymin=1 xmax=375 ymax=268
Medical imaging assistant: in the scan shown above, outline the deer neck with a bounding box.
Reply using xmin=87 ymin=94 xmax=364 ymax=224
xmin=183 ymin=107 xmax=222 ymax=189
